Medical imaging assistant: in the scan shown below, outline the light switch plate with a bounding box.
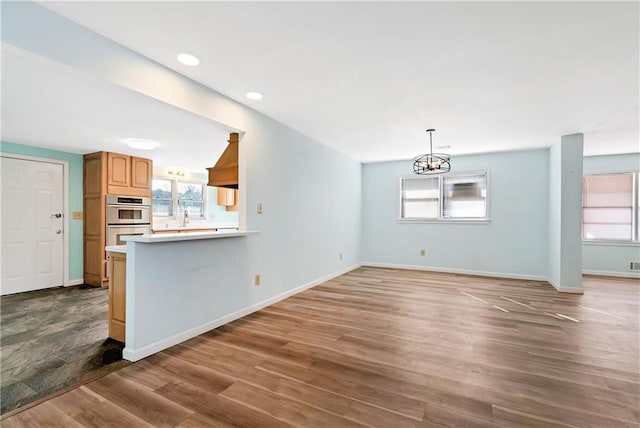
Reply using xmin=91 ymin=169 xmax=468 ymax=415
xmin=257 ymin=203 xmax=263 ymax=214
xmin=72 ymin=211 xmax=83 ymax=220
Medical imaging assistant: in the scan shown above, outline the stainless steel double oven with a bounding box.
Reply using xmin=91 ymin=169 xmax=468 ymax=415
xmin=106 ymin=195 xmax=151 ymax=246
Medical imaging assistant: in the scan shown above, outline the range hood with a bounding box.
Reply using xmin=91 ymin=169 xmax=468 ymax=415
xmin=207 ymin=132 xmax=239 ymax=189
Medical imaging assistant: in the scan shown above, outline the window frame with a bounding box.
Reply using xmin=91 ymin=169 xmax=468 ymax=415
xmin=152 ymin=177 xmax=208 ymax=220
xmin=151 ymin=177 xmax=174 ymax=218
xmin=397 ymin=170 xmax=490 ymax=223
xmin=582 ymin=171 xmax=640 ymax=244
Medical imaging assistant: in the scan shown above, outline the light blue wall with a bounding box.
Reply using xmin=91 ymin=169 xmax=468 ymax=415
xmin=583 ymin=153 xmax=640 ymax=276
xmin=548 ymin=142 xmax=562 ymax=285
xmin=584 ymin=153 xmax=640 ymax=174
xmin=0 ymin=141 xmax=83 ymax=281
xmin=242 ymin=113 xmax=362 ymax=293
xmin=547 ymin=134 xmax=583 ymax=290
xmin=362 ymin=149 xmax=549 ymax=279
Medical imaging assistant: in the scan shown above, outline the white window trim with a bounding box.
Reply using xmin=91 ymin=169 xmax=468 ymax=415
xmin=582 ymin=171 xmax=639 ymax=244
xmin=582 ymin=240 xmax=640 ymax=247
xmin=153 ymin=176 xmax=208 ymax=220
xmin=397 ymin=170 xmax=490 ymax=223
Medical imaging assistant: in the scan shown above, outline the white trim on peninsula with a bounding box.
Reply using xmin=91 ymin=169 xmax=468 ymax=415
xmin=122 ymin=230 xmax=258 ymax=243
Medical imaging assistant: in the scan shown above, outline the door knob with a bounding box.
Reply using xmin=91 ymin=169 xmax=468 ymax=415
xmin=51 ymin=213 xmax=62 ymax=218
xmin=56 ymin=229 xmax=62 ymax=234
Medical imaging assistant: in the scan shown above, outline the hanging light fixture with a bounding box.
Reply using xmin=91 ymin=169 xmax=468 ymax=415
xmin=413 ymin=129 xmax=451 ymax=174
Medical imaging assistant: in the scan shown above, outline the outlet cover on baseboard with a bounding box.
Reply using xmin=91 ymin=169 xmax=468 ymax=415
xmin=630 ymin=262 xmax=640 ymax=271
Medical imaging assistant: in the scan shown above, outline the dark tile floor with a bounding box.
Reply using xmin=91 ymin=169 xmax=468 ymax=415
xmin=0 ymin=285 xmax=129 ymax=415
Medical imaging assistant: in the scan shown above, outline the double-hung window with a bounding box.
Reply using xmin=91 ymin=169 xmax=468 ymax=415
xmin=582 ymin=172 xmax=639 ymax=242
xmin=152 ymin=178 xmax=206 ymax=218
xmin=400 ymin=171 xmax=488 ymax=221
xmin=152 ymin=178 xmax=174 ymax=217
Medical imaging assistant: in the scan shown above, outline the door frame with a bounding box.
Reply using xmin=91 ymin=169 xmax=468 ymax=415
xmin=0 ymin=152 xmax=72 ymax=287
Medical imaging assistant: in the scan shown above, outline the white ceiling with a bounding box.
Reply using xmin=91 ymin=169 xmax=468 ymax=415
xmin=1 ymin=47 xmax=230 ymax=172
xmin=14 ymin=2 xmax=640 ymax=162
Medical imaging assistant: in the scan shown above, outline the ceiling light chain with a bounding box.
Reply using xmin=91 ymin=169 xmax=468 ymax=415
xmin=413 ymin=129 xmax=451 ymax=175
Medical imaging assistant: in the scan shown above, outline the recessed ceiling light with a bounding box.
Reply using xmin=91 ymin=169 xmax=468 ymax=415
xmin=125 ymin=139 xmax=157 ymax=150
xmin=246 ymin=91 xmax=264 ymax=100
xmin=177 ymin=53 xmax=200 ymax=66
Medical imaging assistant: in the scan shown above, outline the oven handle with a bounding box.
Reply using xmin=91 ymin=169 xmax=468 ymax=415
xmin=106 ymin=224 xmax=151 ymax=228
xmin=107 ymin=204 xmax=151 ymax=209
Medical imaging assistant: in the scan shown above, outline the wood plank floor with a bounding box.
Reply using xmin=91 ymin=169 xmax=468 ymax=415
xmin=2 ymin=267 xmax=639 ymax=427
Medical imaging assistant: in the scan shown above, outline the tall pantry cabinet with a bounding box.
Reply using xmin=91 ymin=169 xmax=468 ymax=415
xmin=83 ymin=152 xmax=152 ymax=286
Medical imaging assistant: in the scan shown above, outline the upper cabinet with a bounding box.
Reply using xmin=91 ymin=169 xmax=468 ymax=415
xmin=217 ymin=188 xmax=239 ymax=212
xmin=131 ymin=156 xmax=152 ymax=190
xmin=106 ymin=153 xmax=152 ymax=197
xmin=107 ymin=152 xmax=130 ymax=188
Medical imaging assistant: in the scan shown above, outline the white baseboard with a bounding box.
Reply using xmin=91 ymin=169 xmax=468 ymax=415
xmin=363 ymin=262 xmax=589 ymax=294
xmin=123 ymin=263 xmax=361 ymax=362
xmin=66 ymin=279 xmax=84 ymax=287
xmin=547 ymin=277 xmax=584 ymax=294
xmin=583 ymin=269 xmax=640 ymax=279
xmin=362 ymin=262 xmax=548 ymax=282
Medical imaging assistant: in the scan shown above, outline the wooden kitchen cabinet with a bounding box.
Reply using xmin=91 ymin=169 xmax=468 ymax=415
xmin=83 ymin=152 xmax=108 ymax=287
xmin=107 ymin=153 xmax=152 ymax=197
xmin=107 ymin=152 xmax=130 ymax=188
xmin=227 ymin=190 xmax=239 ymax=212
xmin=217 ymin=188 xmax=238 ymax=211
xmin=84 ymin=151 xmax=152 ymax=287
xmin=131 ymin=156 xmax=152 ymax=190
xmin=108 ymin=251 xmax=126 ymax=342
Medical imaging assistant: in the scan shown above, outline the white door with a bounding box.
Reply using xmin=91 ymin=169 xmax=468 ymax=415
xmin=1 ymin=157 xmax=64 ymax=295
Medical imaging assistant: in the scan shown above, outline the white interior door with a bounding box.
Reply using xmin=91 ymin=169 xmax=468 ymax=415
xmin=1 ymin=156 xmax=64 ymax=295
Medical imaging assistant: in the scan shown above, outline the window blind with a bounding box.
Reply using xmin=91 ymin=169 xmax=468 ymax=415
xmin=582 ymin=173 xmax=634 ymax=241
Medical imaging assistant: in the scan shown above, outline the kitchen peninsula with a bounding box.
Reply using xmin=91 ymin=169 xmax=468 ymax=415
xmin=111 ymin=230 xmax=258 ymax=361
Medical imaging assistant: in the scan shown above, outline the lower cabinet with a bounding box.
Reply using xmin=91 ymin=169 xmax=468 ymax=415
xmin=108 ymin=252 xmax=126 ymax=342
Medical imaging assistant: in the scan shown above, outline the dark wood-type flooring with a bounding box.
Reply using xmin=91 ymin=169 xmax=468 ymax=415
xmin=2 ymin=267 xmax=639 ymax=427
xmin=0 ymin=285 xmax=128 ymax=415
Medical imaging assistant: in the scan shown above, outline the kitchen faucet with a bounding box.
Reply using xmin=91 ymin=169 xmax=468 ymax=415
xmin=182 ymin=210 xmax=189 ymax=227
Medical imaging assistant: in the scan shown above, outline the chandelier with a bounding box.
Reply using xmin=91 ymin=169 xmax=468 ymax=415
xmin=413 ymin=129 xmax=451 ymax=174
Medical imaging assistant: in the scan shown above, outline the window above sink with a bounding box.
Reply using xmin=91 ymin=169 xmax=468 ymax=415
xmin=152 ymin=178 xmax=205 ymax=219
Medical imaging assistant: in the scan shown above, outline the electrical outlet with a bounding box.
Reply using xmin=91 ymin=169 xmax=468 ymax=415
xmin=72 ymin=211 xmax=83 ymax=220
xmin=339 ymin=252 xmax=343 ymax=260
xmin=420 ymin=249 xmax=426 ymax=256
xmin=254 ymin=274 xmax=261 ymax=286
xmin=257 ymin=203 xmax=263 ymax=214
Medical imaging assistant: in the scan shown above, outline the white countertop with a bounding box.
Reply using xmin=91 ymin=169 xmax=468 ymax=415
xmin=151 ymin=221 xmax=238 ymax=232
xmin=122 ymin=230 xmax=258 ymax=244
xmin=105 ymin=245 xmax=127 ymax=253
